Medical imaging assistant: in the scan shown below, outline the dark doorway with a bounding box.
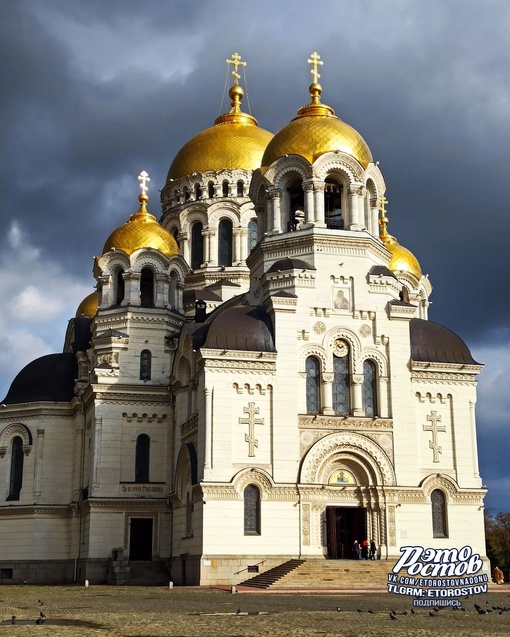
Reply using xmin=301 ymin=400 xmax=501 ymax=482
xmin=129 ymin=518 xmax=153 ymax=561
xmin=326 ymin=506 xmax=366 ymax=559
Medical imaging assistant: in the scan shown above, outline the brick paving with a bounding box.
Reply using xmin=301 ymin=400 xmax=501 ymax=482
xmin=0 ymin=584 xmax=510 ymax=636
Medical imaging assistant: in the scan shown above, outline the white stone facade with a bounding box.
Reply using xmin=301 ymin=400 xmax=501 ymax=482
xmin=0 ymin=67 xmax=486 ymax=586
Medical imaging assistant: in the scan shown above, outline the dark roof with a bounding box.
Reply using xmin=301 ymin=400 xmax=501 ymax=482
xmin=270 ymin=290 xmax=298 ymax=298
xmin=183 ymin=288 xmax=222 ymax=303
xmin=267 ymin=257 xmax=315 ymax=273
xmin=95 ymin=329 xmax=129 ymax=339
xmin=2 ymin=353 xmax=77 ymax=404
xmin=369 ymin=265 xmax=397 ymax=279
xmin=205 ymin=305 xmax=275 ymax=351
xmin=410 ymin=319 xmax=480 ymax=365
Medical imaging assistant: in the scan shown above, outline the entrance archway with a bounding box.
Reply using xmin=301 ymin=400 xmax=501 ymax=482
xmin=326 ymin=506 xmax=366 ymax=559
xmin=129 ymin=518 xmax=153 ymax=560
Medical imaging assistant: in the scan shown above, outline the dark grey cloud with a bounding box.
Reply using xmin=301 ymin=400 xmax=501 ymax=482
xmin=1 ymin=0 xmax=509 ymax=509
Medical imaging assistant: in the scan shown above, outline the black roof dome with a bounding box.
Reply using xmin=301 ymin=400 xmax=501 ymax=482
xmin=2 ymin=353 xmax=77 ymax=404
xmin=410 ymin=319 xmax=479 ymax=365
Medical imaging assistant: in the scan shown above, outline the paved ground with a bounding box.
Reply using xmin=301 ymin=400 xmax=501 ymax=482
xmin=1 ymin=584 xmax=510 ymax=636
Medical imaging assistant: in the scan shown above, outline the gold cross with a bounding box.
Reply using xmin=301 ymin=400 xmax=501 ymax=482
xmin=308 ymin=52 xmax=323 ymax=82
xmin=138 ymin=170 xmax=150 ymax=194
xmin=423 ymin=411 xmax=446 ymax=463
xmin=380 ymin=195 xmax=388 ymax=216
xmin=239 ymin=402 xmax=264 ymax=457
xmin=226 ymin=52 xmax=246 ymax=86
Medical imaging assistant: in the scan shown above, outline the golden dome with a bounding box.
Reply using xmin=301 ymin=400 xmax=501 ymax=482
xmin=102 ymin=192 xmax=179 ymax=258
xmin=76 ymin=290 xmax=98 ymax=317
xmin=379 ymin=212 xmax=422 ymax=279
xmin=262 ymin=82 xmax=373 ymax=169
xmin=166 ymin=84 xmax=273 ymax=181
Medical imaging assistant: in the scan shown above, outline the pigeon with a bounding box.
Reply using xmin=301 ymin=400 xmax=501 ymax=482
xmin=236 ymin=608 xmax=241 ymax=615
xmin=40 ymin=611 xmax=46 ymax=618
xmin=411 ymin=608 xmax=416 ymax=615
xmin=357 ymin=608 xmax=363 ymax=613
xmin=11 ymin=615 xmax=16 ymax=624
xmin=336 ymin=607 xmax=342 ymax=612
xmin=35 ymin=617 xmax=45 ymax=625
xmin=38 ymin=600 xmax=45 ymax=606
xmin=389 ymin=612 xmax=397 ymax=620
xmin=428 ymin=611 xmax=436 ymax=617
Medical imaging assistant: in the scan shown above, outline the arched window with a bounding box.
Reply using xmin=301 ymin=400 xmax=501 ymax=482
xmin=218 ymin=219 xmax=233 ymax=267
xmin=135 ymin=434 xmax=150 ymax=483
xmin=222 ymin=181 xmax=229 ymax=197
xmin=208 ymin=182 xmax=215 ymax=198
xmin=140 ymin=349 xmax=152 ymax=380
xmin=171 ymin=227 xmax=179 ymax=242
xmin=194 ymin=183 xmax=201 ymax=200
xmin=237 ymin=180 xmax=244 ymax=196
xmin=399 ymin=287 xmax=410 ymax=303
xmin=248 ymin=220 xmax=258 ymax=253
xmin=306 ymin=356 xmax=321 ymax=413
xmin=7 ymin=437 xmax=24 ymax=501
xmin=362 ymin=360 xmax=377 ymax=417
xmin=244 ymin=484 xmax=261 ymax=535
xmin=325 ymin=178 xmax=343 ymax=229
xmin=184 ymin=187 xmax=191 ymax=202
xmin=333 ymin=350 xmax=350 ymax=415
xmin=431 ymin=489 xmax=448 ymax=537
xmin=169 ymin=271 xmax=178 ymax=308
xmin=191 ymin=222 xmax=204 ymax=270
xmin=287 ymin=178 xmax=304 ymax=231
xmin=116 ymin=269 xmax=125 ymax=305
xmin=140 ymin=268 xmax=154 ymax=307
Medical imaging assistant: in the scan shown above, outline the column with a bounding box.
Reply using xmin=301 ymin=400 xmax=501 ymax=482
xmin=34 ymin=428 xmax=45 ymax=500
xmin=92 ymin=417 xmax=102 ymax=491
xmin=155 ymin=273 xmax=167 ymax=306
xmin=370 ymin=197 xmax=379 ymax=236
xmin=233 ymin=227 xmax=246 ymax=264
xmin=313 ymin=181 xmax=326 ymax=226
xmin=269 ymin=189 xmax=282 ymax=234
xmin=352 ymin=374 xmax=364 ymax=416
xmin=378 ymin=377 xmax=389 ymax=418
xmin=303 ymin=180 xmax=315 ymax=223
xmin=204 ymin=388 xmax=212 ymax=475
xmin=470 ymin=400 xmax=481 ymax=478
xmin=321 ymin=373 xmax=334 ymax=415
xmin=202 ymin=229 xmax=212 ymax=265
xmin=178 ymin=232 xmax=189 ymax=264
xmin=124 ymin=272 xmax=141 ymax=306
xmin=348 ymin=184 xmax=364 ymax=230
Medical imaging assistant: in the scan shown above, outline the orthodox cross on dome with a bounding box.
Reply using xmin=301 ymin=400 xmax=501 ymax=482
xmin=138 ymin=170 xmax=150 ymax=194
xmin=380 ymin=195 xmax=388 ymax=216
xmin=308 ymin=52 xmax=323 ymax=82
xmin=423 ymin=410 xmax=446 ymax=463
xmin=239 ymin=402 xmax=264 ymax=457
xmin=226 ymin=52 xmax=246 ymax=86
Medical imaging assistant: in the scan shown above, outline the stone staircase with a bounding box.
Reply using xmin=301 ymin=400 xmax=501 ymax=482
xmin=127 ymin=560 xmax=170 ymax=586
xmin=240 ymin=559 xmax=391 ymax=589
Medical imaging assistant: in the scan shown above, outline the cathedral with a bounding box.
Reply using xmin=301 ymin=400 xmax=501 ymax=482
xmin=0 ymin=53 xmax=486 ymax=585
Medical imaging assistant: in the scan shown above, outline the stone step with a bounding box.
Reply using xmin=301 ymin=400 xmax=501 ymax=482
xmin=127 ymin=560 xmax=170 ymax=586
xmin=241 ymin=560 xmax=392 ymax=589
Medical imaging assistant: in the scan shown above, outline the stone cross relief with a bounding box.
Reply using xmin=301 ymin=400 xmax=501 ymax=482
xmin=423 ymin=410 xmax=446 ymax=463
xmin=239 ymin=402 xmax=264 ymax=457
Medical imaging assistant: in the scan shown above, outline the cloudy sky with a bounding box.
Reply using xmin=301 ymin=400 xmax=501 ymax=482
xmin=1 ymin=0 xmax=509 ymax=512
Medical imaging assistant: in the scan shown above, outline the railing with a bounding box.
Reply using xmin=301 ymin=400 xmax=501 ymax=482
xmin=234 ymin=559 xmax=267 ymax=575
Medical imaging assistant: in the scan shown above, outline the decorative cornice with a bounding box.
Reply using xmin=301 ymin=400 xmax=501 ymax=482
xmin=0 ymin=505 xmax=72 ymax=517
xmin=299 ymin=415 xmax=393 ymax=430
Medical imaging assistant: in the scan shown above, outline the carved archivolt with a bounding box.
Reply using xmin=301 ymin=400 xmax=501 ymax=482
xmin=207 ymin=202 xmax=242 ymax=227
xmin=97 ymin=252 xmax=131 ymax=275
xmin=0 ymin=423 xmax=32 ymax=449
xmin=362 ymin=349 xmax=389 ymax=377
xmin=232 ymin=468 xmax=274 ymax=498
xmin=266 ymin=155 xmax=311 ymax=186
xmin=420 ymin=473 xmax=460 ymax=501
xmin=363 ymin=164 xmax=386 ymax=197
xmin=131 ymin=251 xmax=170 ymax=272
xmin=323 ymin=327 xmax=361 ymax=372
xmin=180 ymin=209 xmax=209 ymax=234
xmin=313 ymin=152 xmax=364 ymax=183
xmin=299 ymin=345 xmax=328 ymax=372
xmin=300 ymin=431 xmax=396 ymax=486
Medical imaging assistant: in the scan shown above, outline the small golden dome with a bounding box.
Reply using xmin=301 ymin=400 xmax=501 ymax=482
xmin=262 ymin=81 xmax=372 ymax=169
xmin=166 ymin=84 xmax=273 ymax=180
xmin=102 ymin=192 xmax=179 ymax=258
xmin=379 ymin=211 xmax=422 ymax=279
xmin=76 ymin=290 xmax=98 ymax=317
